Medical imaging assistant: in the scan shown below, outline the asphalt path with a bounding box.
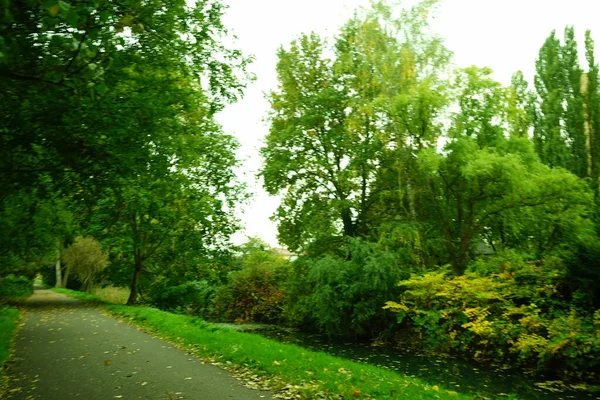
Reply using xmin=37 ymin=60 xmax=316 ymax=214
xmin=5 ymin=289 xmax=272 ymax=400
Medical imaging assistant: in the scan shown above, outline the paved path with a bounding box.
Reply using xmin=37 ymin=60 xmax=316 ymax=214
xmin=6 ymin=290 xmax=272 ymax=400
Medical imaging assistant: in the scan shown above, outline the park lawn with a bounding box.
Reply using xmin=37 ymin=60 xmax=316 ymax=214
xmin=52 ymin=288 xmax=479 ymax=400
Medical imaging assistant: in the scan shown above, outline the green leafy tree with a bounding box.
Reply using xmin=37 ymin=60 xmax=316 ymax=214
xmin=62 ymin=236 xmax=109 ymax=292
xmin=90 ymin=129 xmax=242 ymax=305
xmin=583 ymin=30 xmax=600 ymax=199
xmin=533 ymin=30 xmax=570 ymax=169
xmin=261 ymin=1 xmax=450 ymax=253
xmin=507 ymin=71 xmax=535 ymax=138
xmin=0 ymin=0 xmax=250 ymax=300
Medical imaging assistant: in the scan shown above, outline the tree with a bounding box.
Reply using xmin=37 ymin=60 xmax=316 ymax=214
xmin=89 ymin=128 xmax=243 ymax=305
xmin=532 ymin=27 xmax=591 ymax=178
xmin=533 ymin=30 xmax=570 ymax=169
xmin=507 ymin=71 xmax=534 ymax=138
xmin=416 ymin=136 xmax=592 ymax=275
xmin=0 ymin=0 xmax=250 ymax=298
xmin=62 ymin=236 xmax=109 ymax=292
xmin=261 ymin=0 xmax=450 ymax=253
xmin=583 ymin=30 xmax=600 ymax=200
xmin=409 ymin=67 xmax=594 ymax=274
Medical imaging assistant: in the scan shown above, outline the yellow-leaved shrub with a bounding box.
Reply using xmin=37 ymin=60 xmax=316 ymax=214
xmin=386 ymin=256 xmax=600 ymax=381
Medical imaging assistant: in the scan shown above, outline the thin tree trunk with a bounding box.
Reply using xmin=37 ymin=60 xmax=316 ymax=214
xmin=127 ymin=249 xmax=143 ymax=305
xmin=61 ymin=265 xmax=71 ymax=288
xmin=341 ymin=207 xmax=355 ymax=237
xmin=582 ymin=73 xmax=594 ymax=177
xmin=54 ymin=242 xmax=62 ymax=288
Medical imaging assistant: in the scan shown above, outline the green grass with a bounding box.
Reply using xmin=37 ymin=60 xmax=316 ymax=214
xmin=52 ymin=288 xmax=475 ymax=399
xmin=92 ymin=286 xmax=130 ymax=304
xmin=0 ymin=306 xmax=19 ymax=395
xmin=52 ymin=288 xmax=107 ymax=303
xmin=107 ymin=306 xmax=474 ymax=399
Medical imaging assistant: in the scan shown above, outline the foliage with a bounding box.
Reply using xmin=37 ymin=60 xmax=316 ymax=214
xmin=148 ymin=280 xmax=217 ymax=317
xmin=0 ymin=191 xmax=75 ymax=278
xmin=0 ymin=275 xmax=33 ymax=303
xmin=385 ymin=254 xmax=600 ymax=381
xmin=261 ymin=1 xmax=451 ymax=253
xmin=0 ymin=0 xmax=250 ymax=305
xmin=414 ymin=134 xmax=593 ymax=274
xmin=286 ymin=239 xmax=408 ymax=337
xmin=213 ymin=239 xmax=290 ymax=323
xmin=62 ymin=236 xmax=109 ymax=292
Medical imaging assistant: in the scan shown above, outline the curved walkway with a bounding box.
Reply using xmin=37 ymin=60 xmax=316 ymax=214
xmin=6 ymin=290 xmax=272 ymax=400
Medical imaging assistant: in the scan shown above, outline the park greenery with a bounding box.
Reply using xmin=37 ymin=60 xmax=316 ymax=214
xmin=55 ymin=287 xmax=475 ymax=400
xmin=1 ymin=0 xmax=600 ymax=394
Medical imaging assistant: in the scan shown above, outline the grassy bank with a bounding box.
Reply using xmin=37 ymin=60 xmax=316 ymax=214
xmin=51 ymin=288 xmax=484 ymax=400
xmin=0 ymin=306 xmax=19 ymax=395
xmin=52 ymin=287 xmax=106 ymax=303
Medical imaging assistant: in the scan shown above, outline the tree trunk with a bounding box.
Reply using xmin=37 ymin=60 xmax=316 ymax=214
xmin=62 ymin=264 xmax=71 ymax=288
xmin=54 ymin=242 xmax=62 ymax=288
xmin=341 ymin=207 xmax=355 ymax=237
xmin=127 ymin=249 xmax=143 ymax=305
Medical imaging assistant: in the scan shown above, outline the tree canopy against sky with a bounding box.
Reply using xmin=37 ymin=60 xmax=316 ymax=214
xmin=0 ymin=0 xmax=251 ymax=303
xmin=261 ymin=1 xmax=598 ymax=276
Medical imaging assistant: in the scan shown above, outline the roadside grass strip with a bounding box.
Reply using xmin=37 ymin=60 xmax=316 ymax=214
xmin=53 ymin=288 xmax=474 ymax=399
xmin=52 ymin=287 xmax=107 ymax=303
xmin=0 ymin=306 xmax=19 ymax=394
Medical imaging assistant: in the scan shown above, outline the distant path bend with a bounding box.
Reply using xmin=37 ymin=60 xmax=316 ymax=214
xmin=6 ymin=289 xmax=272 ymax=400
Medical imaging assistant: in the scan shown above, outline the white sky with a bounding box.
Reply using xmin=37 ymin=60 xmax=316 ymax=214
xmin=216 ymin=0 xmax=600 ymax=247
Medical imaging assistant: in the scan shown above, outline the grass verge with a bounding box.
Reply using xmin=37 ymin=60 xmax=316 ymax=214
xmin=92 ymin=286 xmax=130 ymax=304
xmin=53 ymin=288 xmax=476 ymax=399
xmin=0 ymin=306 xmax=19 ymax=396
xmin=52 ymin=287 xmax=106 ymax=303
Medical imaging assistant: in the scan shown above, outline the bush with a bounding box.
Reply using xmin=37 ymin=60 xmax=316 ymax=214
xmin=62 ymin=236 xmax=109 ymax=292
xmin=385 ymin=253 xmax=600 ymax=381
xmin=211 ymin=239 xmax=291 ymax=324
xmin=289 ymin=238 xmax=409 ymax=337
xmin=0 ymin=275 xmax=33 ymax=303
xmin=148 ymin=279 xmax=217 ymax=316
xmin=213 ymin=263 xmax=287 ymax=323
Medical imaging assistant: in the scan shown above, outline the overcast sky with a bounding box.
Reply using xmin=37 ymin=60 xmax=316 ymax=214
xmin=216 ymin=0 xmax=600 ymax=247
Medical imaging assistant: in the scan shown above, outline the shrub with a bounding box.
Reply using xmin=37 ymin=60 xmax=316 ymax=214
xmin=292 ymin=238 xmax=409 ymax=337
xmin=211 ymin=238 xmax=291 ymax=324
xmin=214 ymin=263 xmax=287 ymax=323
xmin=0 ymin=275 xmax=33 ymax=303
xmin=148 ymin=279 xmax=217 ymax=316
xmin=62 ymin=236 xmax=109 ymax=292
xmin=385 ymin=253 xmax=600 ymax=381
